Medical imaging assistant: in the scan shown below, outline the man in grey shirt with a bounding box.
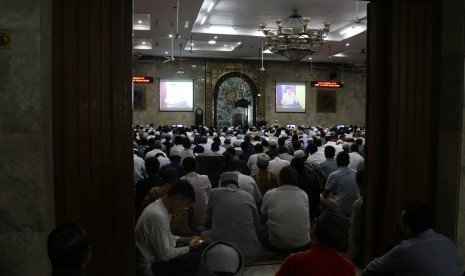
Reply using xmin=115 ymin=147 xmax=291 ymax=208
xmin=323 ymin=151 xmax=359 ymax=217
xmin=201 ymin=172 xmax=262 ymax=262
xmin=364 ymin=203 xmax=462 ymax=276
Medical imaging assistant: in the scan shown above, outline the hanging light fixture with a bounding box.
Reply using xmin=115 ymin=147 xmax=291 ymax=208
xmin=258 ymin=10 xmax=331 ymax=62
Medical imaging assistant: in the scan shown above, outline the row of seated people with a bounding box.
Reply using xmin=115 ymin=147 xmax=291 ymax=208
xmin=130 ymin=126 xmax=463 ymax=276
xmin=132 ymin=126 xmax=367 ymax=275
xmin=45 ymin=202 xmax=464 ymax=276
xmin=134 ymin=155 xmax=358 ymax=276
xmin=44 ymin=124 xmax=463 ymax=276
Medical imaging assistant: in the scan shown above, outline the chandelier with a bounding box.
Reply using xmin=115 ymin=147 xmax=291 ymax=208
xmin=258 ymin=10 xmax=331 ymax=62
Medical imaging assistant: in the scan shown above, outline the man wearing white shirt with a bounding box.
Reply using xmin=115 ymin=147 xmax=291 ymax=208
xmin=181 ymin=157 xmax=212 ymax=230
xmin=134 ymin=149 xmax=146 ymax=184
xmin=260 ymin=166 xmax=310 ymax=252
xmin=169 ymin=136 xmax=184 ymax=157
xmin=248 ymin=144 xmax=264 ymax=176
xmin=306 ymin=141 xmax=326 ymax=164
xmin=226 ymin=159 xmax=262 ymax=207
xmin=180 ymin=138 xmax=195 ymax=161
xmin=348 ymin=143 xmax=364 ymax=171
xmin=267 ymin=150 xmax=290 ymax=176
xmin=135 ymin=180 xmax=204 ymax=276
xmin=145 ymin=140 xmax=165 ymax=160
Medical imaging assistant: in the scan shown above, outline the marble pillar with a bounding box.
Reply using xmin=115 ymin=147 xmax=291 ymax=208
xmin=0 ymin=0 xmax=54 ymax=275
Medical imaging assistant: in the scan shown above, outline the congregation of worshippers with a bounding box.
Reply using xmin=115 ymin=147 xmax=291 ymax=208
xmin=129 ymin=123 xmax=463 ymax=276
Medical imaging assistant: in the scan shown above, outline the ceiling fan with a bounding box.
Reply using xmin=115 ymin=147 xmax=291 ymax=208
xmin=164 ymin=36 xmax=175 ymax=63
xmin=258 ymin=42 xmax=272 ymax=71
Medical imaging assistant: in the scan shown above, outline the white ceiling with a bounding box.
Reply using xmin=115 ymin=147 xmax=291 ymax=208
xmin=133 ymin=0 xmax=367 ymax=64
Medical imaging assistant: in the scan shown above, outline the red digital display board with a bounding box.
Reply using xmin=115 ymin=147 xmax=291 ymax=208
xmin=311 ymin=81 xmax=344 ymax=88
xmin=133 ymin=76 xmax=154 ymax=83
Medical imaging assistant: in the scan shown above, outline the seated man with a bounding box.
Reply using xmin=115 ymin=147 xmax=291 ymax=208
xmin=260 ymin=166 xmax=310 ymax=254
xmin=364 ymin=203 xmax=462 ymax=276
xmin=135 ymin=157 xmax=161 ymax=220
xmin=201 ymin=172 xmax=262 ymax=262
xmin=161 ymin=149 xmax=185 ymax=177
xmin=318 ymin=145 xmax=338 ymax=180
xmin=47 ymin=223 xmax=92 ymax=276
xmin=180 ymin=157 xmax=212 ymax=232
xmin=136 ymin=180 xmax=204 ymax=276
xmin=322 ymin=151 xmax=360 ymax=217
xmin=276 ymin=210 xmax=355 ymax=276
xmin=251 ymin=153 xmax=278 ymax=196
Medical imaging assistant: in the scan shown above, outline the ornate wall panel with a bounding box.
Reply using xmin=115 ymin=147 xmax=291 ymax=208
xmin=205 ymin=61 xmax=265 ymax=127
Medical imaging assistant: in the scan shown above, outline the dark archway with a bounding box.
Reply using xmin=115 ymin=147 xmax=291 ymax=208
xmin=213 ymin=72 xmax=258 ymax=128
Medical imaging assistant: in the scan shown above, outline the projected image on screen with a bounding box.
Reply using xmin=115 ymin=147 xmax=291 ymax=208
xmin=159 ymin=79 xmax=194 ymax=112
xmin=275 ymin=83 xmax=306 ymax=113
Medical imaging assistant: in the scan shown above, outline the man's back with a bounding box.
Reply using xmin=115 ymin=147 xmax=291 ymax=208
xmin=348 ymin=152 xmax=364 ymax=171
xmin=237 ymin=172 xmax=262 ymax=206
xmin=207 ymin=186 xmax=261 ymax=261
xmin=326 ymin=167 xmax=359 ymax=216
xmin=180 ymin=172 xmax=211 ymax=226
xmin=366 ymin=229 xmax=462 ymax=276
xmin=261 ymin=186 xmax=310 ymax=249
xmin=319 ymin=158 xmax=338 ymax=178
xmin=268 ymin=157 xmax=290 ymax=175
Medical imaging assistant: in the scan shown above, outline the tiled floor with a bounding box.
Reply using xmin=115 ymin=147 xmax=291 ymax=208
xmin=243 ymin=264 xmax=364 ymax=276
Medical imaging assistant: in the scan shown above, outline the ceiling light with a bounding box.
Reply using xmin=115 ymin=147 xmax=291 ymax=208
xmin=133 ymin=38 xmax=152 ymax=50
xmin=207 ymin=1 xmax=215 ymax=13
xmin=346 ymin=43 xmax=350 ymax=46
xmin=214 ymin=36 xmax=218 ymax=39
xmin=165 ymin=51 xmax=168 ymax=55
xmin=208 ymin=40 xmax=216 ymax=45
xmin=201 ymin=16 xmax=207 ymax=25
xmin=308 ymin=56 xmax=312 ymax=60
xmin=133 ymin=14 xmax=151 ymax=30
xmin=257 ymin=10 xmax=331 ymax=62
xmin=168 ymin=34 xmax=173 ymax=38
xmin=224 ymin=44 xmax=227 ymax=47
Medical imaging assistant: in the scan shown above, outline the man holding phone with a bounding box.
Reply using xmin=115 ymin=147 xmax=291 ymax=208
xmin=136 ymin=180 xmax=205 ymax=276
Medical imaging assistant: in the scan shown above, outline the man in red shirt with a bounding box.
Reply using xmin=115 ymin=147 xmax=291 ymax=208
xmin=276 ymin=210 xmax=355 ymax=276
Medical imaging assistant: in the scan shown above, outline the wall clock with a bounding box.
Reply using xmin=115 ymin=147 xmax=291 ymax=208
xmin=225 ymin=90 xmax=237 ymax=102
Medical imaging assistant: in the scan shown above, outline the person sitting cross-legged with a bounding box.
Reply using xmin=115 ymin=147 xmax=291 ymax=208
xmin=136 ymin=180 xmax=204 ymax=276
xmin=201 ymin=172 xmax=262 ymax=263
xmin=276 ymin=210 xmax=355 ymax=276
xmin=260 ymin=165 xmax=310 ymax=255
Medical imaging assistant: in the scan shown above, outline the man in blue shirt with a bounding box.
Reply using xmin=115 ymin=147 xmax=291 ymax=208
xmin=322 ymin=151 xmax=359 ymax=217
xmin=364 ymin=203 xmax=462 ymax=276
